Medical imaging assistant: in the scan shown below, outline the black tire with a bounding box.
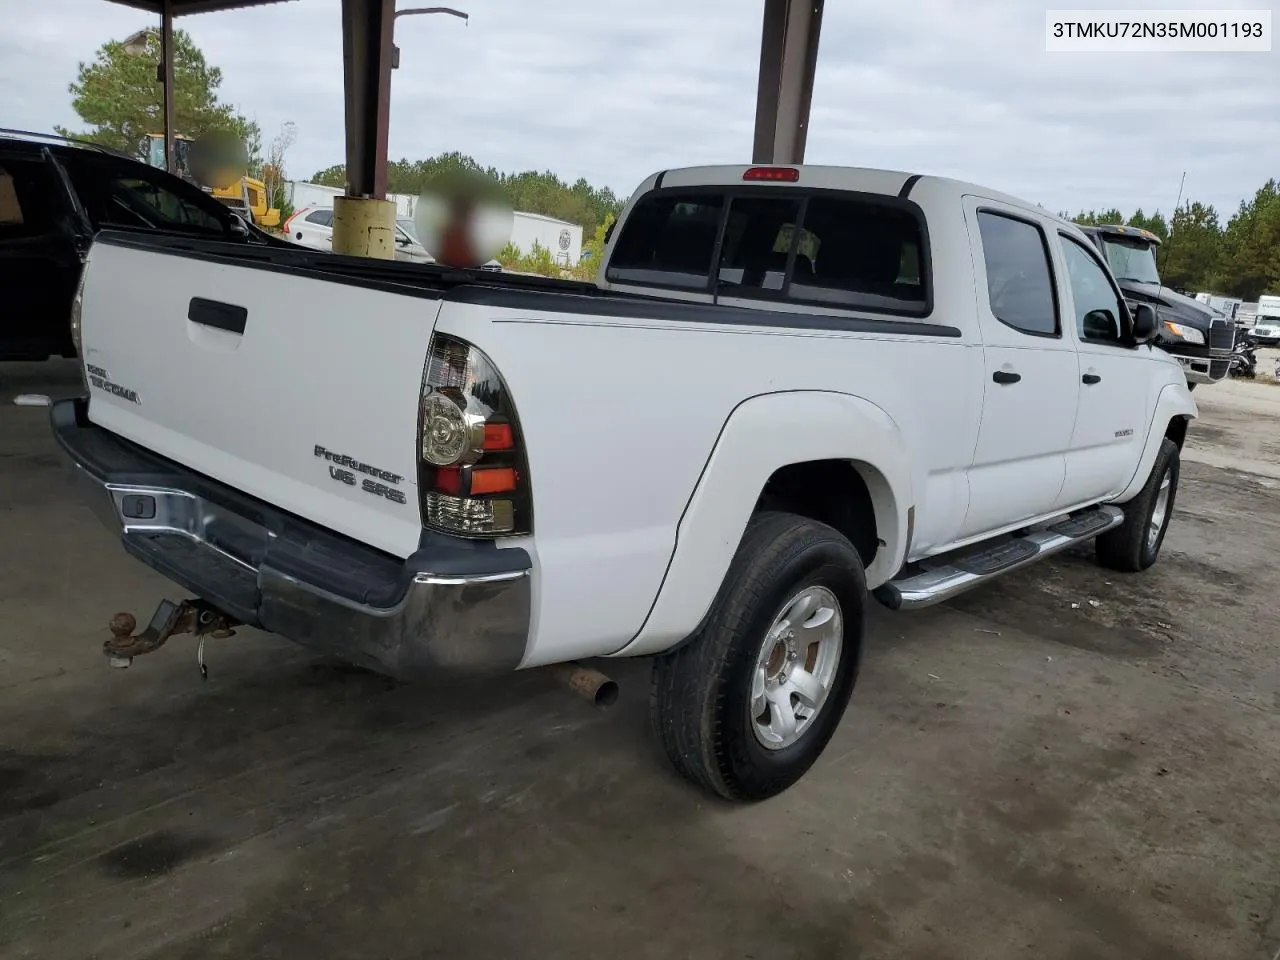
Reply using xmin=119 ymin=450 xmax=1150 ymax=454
xmin=1096 ymin=437 xmax=1180 ymax=572
xmin=649 ymin=511 xmax=866 ymax=801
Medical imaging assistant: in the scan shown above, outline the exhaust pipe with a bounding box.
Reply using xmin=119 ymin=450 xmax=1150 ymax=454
xmin=549 ymin=661 xmax=618 ymax=708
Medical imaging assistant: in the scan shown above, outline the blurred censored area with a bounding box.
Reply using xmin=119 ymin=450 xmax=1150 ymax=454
xmin=187 ymin=131 xmax=249 ymax=190
xmin=415 ymin=169 xmax=514 ymax=269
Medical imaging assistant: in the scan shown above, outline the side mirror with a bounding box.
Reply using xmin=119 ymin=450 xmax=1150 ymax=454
xmin=396 ymin=234 xmax=411 ymax=246
xmin=1131 ymin=303 xmax=1159 ymax=343
xmin=1082 ymin=309 xmax=1118 ymax=341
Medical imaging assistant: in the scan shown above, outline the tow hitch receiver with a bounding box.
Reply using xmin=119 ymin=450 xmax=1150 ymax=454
xmin=106 ymin=599 xmax=239 ymax=679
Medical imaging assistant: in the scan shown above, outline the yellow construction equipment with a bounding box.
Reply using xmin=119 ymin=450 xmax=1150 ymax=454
xmin=139 ymin=133 xmax=280 ymax=228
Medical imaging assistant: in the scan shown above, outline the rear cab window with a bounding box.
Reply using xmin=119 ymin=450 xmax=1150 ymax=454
xmin=786 ymin=197 xmax=925 ymax=313
xmin=607 ymin=194 xmax=723 ymax=290
xmin=605 ymin=186 xmax=930 ymax=317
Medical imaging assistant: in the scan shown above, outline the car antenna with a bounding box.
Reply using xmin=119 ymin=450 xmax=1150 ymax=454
xmin=1154 ymin=170 xmax=1187 ymax=308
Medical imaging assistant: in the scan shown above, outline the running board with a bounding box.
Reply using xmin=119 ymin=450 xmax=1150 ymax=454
xmin=874 ymin=505 xmax=1125 ymax=611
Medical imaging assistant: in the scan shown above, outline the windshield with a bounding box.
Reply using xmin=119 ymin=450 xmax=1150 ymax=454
xmin=396 ymin=218 xmax=420 ymax=243
xmin=1101 ymin=237 xmax=1161 ymax=285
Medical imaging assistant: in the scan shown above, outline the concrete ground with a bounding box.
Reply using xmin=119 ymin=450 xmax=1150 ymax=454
xmin=2 ymin=358 xmax=1279 ymax=960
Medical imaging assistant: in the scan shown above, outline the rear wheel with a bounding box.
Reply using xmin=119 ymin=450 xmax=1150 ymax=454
xmin=649 ymin=512 xmax=865 ymax=801
xmin=1096 ymin=437 xmax=1180 ymax=572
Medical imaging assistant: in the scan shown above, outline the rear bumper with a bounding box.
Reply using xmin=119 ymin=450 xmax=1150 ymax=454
xmin=51 ymin=398 xmax=532 ymax=680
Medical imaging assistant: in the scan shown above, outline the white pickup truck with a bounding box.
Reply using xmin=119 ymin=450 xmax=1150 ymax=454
xmin=54 ymin=163 xmax=1196 ymax=801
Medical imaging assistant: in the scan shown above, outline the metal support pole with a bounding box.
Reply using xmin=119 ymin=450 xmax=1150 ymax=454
xmin=752 ymin=0 xmax=787 ymax=164
xmin=336 ymin=0 xmax=397 ymax=258
xmin=341 ymin=0 xmax=395 ymax=200
xmin=752 ymin=0 xmax=824 ymax=165
xmin=161 ymin=0 xmax=176 ymax=174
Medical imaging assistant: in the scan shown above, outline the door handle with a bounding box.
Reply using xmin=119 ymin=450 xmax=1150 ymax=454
xmin=1082 ymin=373 xmax=1102 ymax=385
xmin=992 ymin=370 xmax=1021 ymax=385
xmin=188 ymin=297 xmax=247 ymax=335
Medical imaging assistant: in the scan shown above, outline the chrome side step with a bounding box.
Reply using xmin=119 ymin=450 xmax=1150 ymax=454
xmin=873 ymin=505 xmax=1125 ymax=611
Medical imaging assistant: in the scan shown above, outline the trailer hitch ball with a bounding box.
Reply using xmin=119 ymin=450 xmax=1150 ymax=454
xmin=107 ymin=613 xmax=139 ymax=668
xmin=110 ymin=612 xmax=138 ymax=639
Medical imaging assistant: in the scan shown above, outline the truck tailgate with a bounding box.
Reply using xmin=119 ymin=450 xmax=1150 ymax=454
xmin=78 ymin=237 xmax=438 ymax=558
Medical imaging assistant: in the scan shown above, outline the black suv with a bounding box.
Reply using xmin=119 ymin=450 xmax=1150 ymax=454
xmin=1075 ymin=223 xmax=1233 ymax=388
xmin=0 ymin=130 xmax=288 ymax=362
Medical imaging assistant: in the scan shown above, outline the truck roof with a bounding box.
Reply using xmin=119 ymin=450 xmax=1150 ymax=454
xmin=637 ymin=164 xmax=1071 ymax=229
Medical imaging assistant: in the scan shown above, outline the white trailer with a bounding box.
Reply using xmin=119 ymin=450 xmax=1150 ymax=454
xmin=507 ymin=212 xmax=583 ymax=266
xmin=1193 ymin=292 xmax=1243 ymax=322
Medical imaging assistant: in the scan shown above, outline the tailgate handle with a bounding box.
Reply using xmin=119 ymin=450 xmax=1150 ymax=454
xmin=189 ymin=298 xmax=247 ymax=335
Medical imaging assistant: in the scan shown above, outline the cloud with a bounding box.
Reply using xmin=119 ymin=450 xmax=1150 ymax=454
xmin=0 ymin=0 xmax=1274 ymax=220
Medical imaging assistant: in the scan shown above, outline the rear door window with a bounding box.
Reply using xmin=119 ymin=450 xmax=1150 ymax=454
xmin=976 ymin=211 xmax=1059 ymax=336
xmin=606 ymin=193 xmax=724 ymax=290
xmin=306 ymin=209 xmax=334 ymax=227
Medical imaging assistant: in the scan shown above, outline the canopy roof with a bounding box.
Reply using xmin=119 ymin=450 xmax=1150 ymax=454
xmin=105 ymin=0 xmax=295 ymax=16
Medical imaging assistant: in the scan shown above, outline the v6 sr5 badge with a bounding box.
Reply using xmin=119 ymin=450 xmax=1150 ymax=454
xmin=316 ymin=444 xmax=407 ymax=505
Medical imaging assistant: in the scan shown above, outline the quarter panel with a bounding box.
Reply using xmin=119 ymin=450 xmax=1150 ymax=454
xmin=434 ymin=305 xmax=983 ymax=668
xmin=611 ymin=391 xmax=915 ymax=659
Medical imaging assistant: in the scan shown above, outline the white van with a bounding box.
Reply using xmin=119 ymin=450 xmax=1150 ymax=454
xmin=1254 ymin=295 xmax=1280 ymax=345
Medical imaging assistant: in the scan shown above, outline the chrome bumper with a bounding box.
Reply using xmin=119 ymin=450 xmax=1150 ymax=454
xmin=1172 ymin=353 xmax=1226 ymax=385
xmin=52 ymin=398 xmax=532 ymax=680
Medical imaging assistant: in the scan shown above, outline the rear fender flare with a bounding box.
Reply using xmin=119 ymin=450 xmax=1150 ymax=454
xmin=610 ymin=390 xmax=913 ymax=658
xmin=1114 ymin=382 xmax=1197 ymax=503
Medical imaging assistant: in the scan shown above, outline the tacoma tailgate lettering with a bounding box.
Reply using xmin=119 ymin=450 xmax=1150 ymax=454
xmin=86 ymin=364 xmax=141 ymax=405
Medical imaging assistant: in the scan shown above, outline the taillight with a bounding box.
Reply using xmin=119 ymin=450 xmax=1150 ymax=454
xmin=417 ymin=333 xmax=531 ymax=537
xmin=281 ymin=211 xmax=299 ymax=236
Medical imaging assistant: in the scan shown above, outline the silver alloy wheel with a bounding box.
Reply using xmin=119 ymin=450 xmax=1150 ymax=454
xmin=1147 ymin=469 xmax=1173 ymax=551
xmin=750 ymin=585 xmax=843 ymax=751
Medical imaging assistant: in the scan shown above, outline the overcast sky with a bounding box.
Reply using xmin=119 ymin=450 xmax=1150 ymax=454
xmin=1 ymin=0 xmax=1275 ymax=219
